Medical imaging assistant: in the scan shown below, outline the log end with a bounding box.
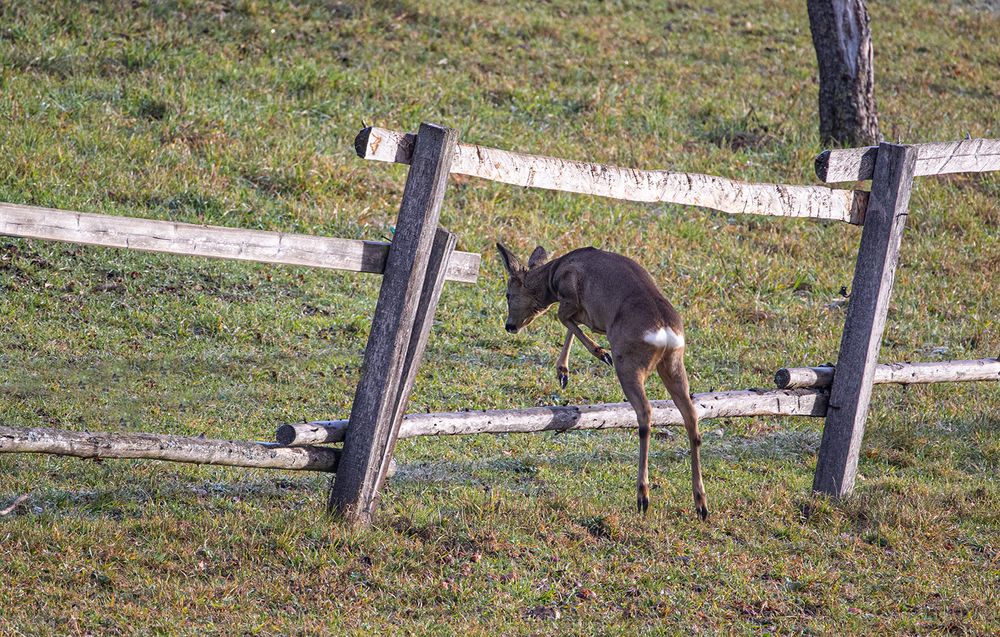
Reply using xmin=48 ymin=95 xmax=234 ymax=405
xmin=814 ymin=151 xmax=832 ymax=182
xmin=275 ymin=424 xmax=297 ymax=446
xmin=774 ymin=368 xmax=792 ymax=389
xmin=354 ymin=126 xmax=373 ymax=158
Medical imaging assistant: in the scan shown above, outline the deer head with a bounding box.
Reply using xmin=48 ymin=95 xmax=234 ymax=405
xmin=496 ymin=242 xmax=551 ymax=333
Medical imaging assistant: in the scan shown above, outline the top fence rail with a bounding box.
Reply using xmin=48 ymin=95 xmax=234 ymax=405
xmin=356 ymin=127 xmax=870 ymax=225
xmin=815 ymin=137 xmax=1000 ymax=183
xmin=0 ymin=202 xmax=481 ymax=283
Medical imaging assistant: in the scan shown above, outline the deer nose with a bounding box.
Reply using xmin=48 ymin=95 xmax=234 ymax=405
xmin=505 ymin=322 xmax=517 ymax=333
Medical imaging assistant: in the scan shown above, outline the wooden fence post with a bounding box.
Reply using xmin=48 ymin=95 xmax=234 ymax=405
xmin=375 ymin=228 xmax=457 ymax=482
xmin=328 ymin=123 xmax=457 ymax=526
xmin=812 ymin=143 xmax=917 ymax=497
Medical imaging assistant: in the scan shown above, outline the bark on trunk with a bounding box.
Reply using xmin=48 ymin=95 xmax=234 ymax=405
xmin=807 ymin=0 xmax=881 ymax=146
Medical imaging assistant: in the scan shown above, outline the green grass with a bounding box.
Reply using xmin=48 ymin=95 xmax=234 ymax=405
xmin=1 ymin=0 xmax=998 ymax=634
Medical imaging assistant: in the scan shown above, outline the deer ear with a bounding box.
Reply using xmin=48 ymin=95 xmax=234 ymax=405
xmin=496 ymin=242 xmax=525 ymax=277
xmin=528 ymin=246 xmax=548 ymax=269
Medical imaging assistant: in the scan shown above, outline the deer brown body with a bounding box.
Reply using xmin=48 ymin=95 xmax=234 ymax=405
xmin=497 ymin=243 xmax=708 ymax=519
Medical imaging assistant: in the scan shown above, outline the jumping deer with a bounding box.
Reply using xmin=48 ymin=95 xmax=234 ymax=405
xmin=496 ymin=243 xmax=708 ymax=519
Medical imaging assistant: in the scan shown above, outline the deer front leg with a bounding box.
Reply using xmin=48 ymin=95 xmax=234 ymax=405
xmin=556 ymin=330 xmax=573 ymax=389
xmin=557 ymin=307 xmax=613 ymax=367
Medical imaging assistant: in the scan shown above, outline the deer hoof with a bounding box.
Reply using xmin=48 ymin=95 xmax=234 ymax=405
xmin=696 ymin=503 xmax=709 ymax=521
xmin=557 ymin=367 xmax=569 ymax=389
xmin=636 ymin=495 xmax=649 ymax=514
xmin=599 ymin=350 xmax=613 ymax=366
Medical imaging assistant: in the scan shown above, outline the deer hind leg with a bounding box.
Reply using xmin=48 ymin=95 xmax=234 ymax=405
xmin=613 ymin=354 xmax=655 ymax=514
xmin=657 ymin=349 xmax=708 ymax=520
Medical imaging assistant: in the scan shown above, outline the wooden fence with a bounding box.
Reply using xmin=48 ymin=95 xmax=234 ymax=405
xmin=2 ymin=122 xmax=997 ymax=526
xmin=1 ymin=125 xmax=481 ymax=527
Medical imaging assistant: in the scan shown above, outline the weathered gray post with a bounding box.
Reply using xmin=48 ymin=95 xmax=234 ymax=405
xmin=329 ymin=123 xmax=457 ymax=526
xmin=376 ymin=228 xmax=457 ymax=482
xmin=812 ymin=143 xmax=917 ymax=496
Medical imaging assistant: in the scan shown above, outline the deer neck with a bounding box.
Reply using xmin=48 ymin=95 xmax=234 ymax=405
xmin=524 ymin=260 xmax=559 ymax=308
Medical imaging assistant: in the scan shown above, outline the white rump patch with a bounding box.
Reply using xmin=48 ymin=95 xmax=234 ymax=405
xmin=643 ymin=327 xmax=684 ymax=349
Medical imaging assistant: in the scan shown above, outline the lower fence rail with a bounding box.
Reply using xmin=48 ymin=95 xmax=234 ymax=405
xmin=0 ymin=426 xmax=341 ymax=472
xmin=5 ymin=359 xmax=994 ymax=477
xmin=277 ymin=388 xmax=831 ymax=447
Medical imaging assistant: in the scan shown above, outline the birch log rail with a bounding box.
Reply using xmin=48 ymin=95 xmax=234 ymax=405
xmin=355 ymin=126 xmax=870 ymax=224
xmin=774 ymin=358 xmax=1000 ymax=389
xmin=815 ymin=137 xmax=1000 ymax=182
xmin=0 ymin=202 xmax=480 ymax=284
xmin=276 ymin=388 xmax=830 ymax=446
xmin=0 ymin=426 xmax=341 ymax=472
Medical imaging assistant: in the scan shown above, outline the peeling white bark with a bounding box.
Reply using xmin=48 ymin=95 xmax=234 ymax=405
xmin=775 ymin=358 xmax=1000 ymax=389
xmin=276 ymin=388 xmax=830 ymax=446
xmin=807 ymin=0 xmax=880 ymax=146
xmin=1 ymin=426 xmax=341 ymax=472
xmin=356 ymin=127 xmax=869 ymax=224
xmin=815 ymin=137 xmax=1000 ymax=182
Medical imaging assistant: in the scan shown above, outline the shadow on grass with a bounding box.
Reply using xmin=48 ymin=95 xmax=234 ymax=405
xmin=1 ymin=473 xmax=321 ymax=519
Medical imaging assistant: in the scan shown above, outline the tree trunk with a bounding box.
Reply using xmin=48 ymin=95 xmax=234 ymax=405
xmin=807 ymin=0 xmax=881 ymax=147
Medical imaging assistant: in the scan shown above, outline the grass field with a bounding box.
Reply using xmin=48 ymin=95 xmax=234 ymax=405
xmin=1 ymin=1 xmax=998 ymax=634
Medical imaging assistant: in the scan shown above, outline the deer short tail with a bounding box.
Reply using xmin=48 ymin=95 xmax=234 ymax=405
xmin=642 ymin=327 xmax=684 ymax=350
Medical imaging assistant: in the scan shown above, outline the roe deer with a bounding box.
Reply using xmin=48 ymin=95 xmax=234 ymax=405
xmin=496 ymin=243 xmax=708 ymax=519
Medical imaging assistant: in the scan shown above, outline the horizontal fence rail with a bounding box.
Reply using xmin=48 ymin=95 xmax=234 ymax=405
xmin=356 ymin=127 xmax=870 ymax=224
xmin=815 ymin=137 xmax=1000 ymax=182
xmin=276 ymin=388 xmax=830 ymax=446
xmin=0 ymin=203 xmax=481 ymax=284
xmin=1 ymin=426 xmax=341 ymax=472
xmin=774 ymin=358 xmax=1000 ymax=389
